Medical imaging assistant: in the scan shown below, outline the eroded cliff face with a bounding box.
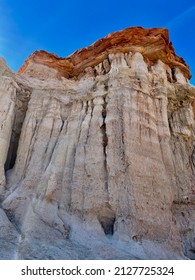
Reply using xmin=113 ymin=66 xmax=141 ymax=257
xmin=0 ymin=27 xmax=195 ymax=259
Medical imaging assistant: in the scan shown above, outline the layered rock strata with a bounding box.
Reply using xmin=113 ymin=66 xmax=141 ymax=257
xmin=0 ymin=27 xmax=195 ymax=259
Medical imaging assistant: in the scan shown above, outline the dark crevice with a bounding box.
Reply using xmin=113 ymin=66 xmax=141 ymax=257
xmin=171 ymin=68 xmax=177 ymax=83
xmin=84 ymin=101 xmax=92 ymax=150
xmin=98 ymin=204 xmax=116 ymax=236
xmin=22 ymin=119 xmax=39 ymax=177
xmin=83 ymin=100 xmax=93 ymax=179
xmin=59 ymin=119 xmax=65 ymax=133
xmin=166 ymin=70 xmax=172 ymax=83
xmin=93 ymin=68 xmax=98 ymax=77
xmin=43 ymin=119 xmax=65 ymax=172
xmin=4 ymin=86 xmax=31 ymax=171
xmin=103 ymin=58 xmax=111 ymax=74
xmin=168 ymin=115 xmax=173 ymax=134
xmin=85 ymin=100 xmax=89 ymax=115
xmin=101 ymin=97 xmax=108 ymax=192
xmin=4 ymin=132 xmax=20 ymax=170
xmin=100 ymin=217 xmax=116 ymax=235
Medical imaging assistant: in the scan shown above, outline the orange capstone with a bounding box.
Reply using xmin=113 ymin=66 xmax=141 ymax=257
xmin=18 ymin=26 xmax=191 ymax=79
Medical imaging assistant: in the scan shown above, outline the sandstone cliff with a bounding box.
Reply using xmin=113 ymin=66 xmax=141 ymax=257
xmin=0 ymin=27 xmax=195 ymax=259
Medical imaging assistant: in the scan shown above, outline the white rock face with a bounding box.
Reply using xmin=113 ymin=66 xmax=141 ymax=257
xmin=0 ymin=78 xmax=16 ymax=189
xmin=0 ymin=52 xmax=195 ymax=260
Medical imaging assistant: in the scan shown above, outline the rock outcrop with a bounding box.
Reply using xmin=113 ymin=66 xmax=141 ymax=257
xmin=19 ymin=27 xmax=191 ymax=80
xmin=0 ymin=26 xmax=195 ymax=259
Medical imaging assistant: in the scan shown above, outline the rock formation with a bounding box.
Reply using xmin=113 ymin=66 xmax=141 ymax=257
xmin=0 ymin=26 xmax=195 ymax=259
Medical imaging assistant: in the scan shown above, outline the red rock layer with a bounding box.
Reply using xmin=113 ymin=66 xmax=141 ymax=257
xmin=18 ymin=26 xmax=191 ymax=79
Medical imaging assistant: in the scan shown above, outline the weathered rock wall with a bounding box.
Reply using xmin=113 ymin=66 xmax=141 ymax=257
xmin=0 ymin=27 xmax=195 ymax=259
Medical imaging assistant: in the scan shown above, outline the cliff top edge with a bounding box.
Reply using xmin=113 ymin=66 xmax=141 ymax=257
xmin=18 ymin=26 xmax=191 ymax=79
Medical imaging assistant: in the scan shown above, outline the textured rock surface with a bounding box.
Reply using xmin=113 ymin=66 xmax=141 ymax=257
xmin=0 ymin=27 xmax=195 ymax=259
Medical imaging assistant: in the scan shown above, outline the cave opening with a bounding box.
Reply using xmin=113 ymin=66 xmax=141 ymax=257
xmin=4 ymin=130 xmax=21 ymax=171
xmin=97 ymin=203 xmax=116 ymax=236
xmin=100 ymin=216 xmax=116 ymax=236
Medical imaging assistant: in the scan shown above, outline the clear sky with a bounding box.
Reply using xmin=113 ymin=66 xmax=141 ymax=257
xmin=0 ymin=0 xmax=195 ymax=84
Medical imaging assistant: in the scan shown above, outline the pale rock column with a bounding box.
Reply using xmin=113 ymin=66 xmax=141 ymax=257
xmin=0 ymin=77 xmax=17 ymax=192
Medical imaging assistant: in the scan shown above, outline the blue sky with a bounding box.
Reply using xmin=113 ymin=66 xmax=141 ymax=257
xmin=0 ymin=0 xmax=195 ymax=84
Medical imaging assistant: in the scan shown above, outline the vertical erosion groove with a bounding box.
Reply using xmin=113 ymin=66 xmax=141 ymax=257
xmin=4 ymin=86 xmax=31 ymax=171
xmin=84 ymin=100 xmax=93 ymax=178
xmin=101 ymin=96 xmax=108 ymax=192
xmin=68 ymin=101 xmax=88 ymax=209
xmin=171 ymin=68 xmax=177 ymax=82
